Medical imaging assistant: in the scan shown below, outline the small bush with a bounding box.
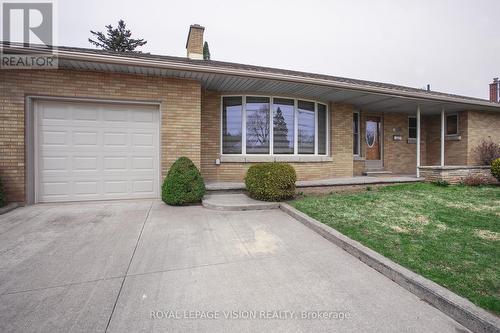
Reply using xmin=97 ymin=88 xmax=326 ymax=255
xmin=474 ymin=139 xmax=500 ymax=165
xmin=0 ymin=178 xmax=6 ymax=207
xmin=461 ymin=174 xmax=488 ymax=187
xmin=431 ymin=180 xmax=450 ymax=187
xmin=491 ymin=158 xmax=500 ymax=182
xmin=161 ymin=157 xmax=205 ymax=206
xmin=245 ymin=163 xmax=296 ymax=201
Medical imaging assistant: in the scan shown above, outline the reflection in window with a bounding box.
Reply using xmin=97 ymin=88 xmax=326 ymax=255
xmin=366 ymin=121 xmax=377 ymax=148
xmin=408 ymin=117 xmax=417 ymax=139
xmin=246 ymin=96 xmax=270 ymax=154
xmin=298 ymin=100 xmax=315 ymax=154
xmin=222 ymin=97 xmax=242 ymax=154
xmin=318 ymin=104 xmax=327 ymax=155
xmin=273 ymin=98 xmax=294 ymax=154
xmin=353 ymin=113 xmax=360 ymax=155
xmin=446 ymin=114 xmax=458 ymax=135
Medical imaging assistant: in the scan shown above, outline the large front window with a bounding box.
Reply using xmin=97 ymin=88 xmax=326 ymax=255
xmin=222 ymin=96 xmax=328 ymax=155
xmin=222 ymin=97 xmax=243 ymax=154
xmin=246 ymin=97 xmax=270 ymax=154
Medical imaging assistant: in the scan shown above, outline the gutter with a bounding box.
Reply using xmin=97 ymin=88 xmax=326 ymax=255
xmin=4 ymin=45 xmax=500 ymax=110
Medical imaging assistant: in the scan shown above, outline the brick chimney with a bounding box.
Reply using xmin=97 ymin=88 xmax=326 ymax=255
xmin=490 ymin=77 xmax=500 ymax=103
xmin=186 ymin=24 xmax=205 ymax=60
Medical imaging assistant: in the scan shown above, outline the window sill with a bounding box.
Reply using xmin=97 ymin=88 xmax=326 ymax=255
xmin=407 ymin=138 xmax=417 ymax=144
xmin=219 ymin=155 xmax=333 ymax=163
xmin=445 ymin=134 xmax=461 ymax=141
xmin=353 ymin=155 xmax=365 ymax=161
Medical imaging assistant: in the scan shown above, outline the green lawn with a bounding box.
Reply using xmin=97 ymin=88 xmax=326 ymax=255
xmin=291 ymin=183 xmax=500 ymax=315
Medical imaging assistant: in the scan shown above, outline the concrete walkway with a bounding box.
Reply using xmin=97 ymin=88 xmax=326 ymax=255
xmin=202 ymin=193 xmax=279 ymax=211
xmin=0 ymin=201 xmax=468 ymax=332
xmin=206 ymin=175 xmax=423 ymax=191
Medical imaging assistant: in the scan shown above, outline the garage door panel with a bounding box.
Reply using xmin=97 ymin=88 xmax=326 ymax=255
xmin=42 ymin=156 xmax=68 ymax=171
xmin=37 ymin=101 xmax=160 ymax=203
xmin=42 ymin=130 xmax=68 ymax=146
xmin=74 ymin=181 xmax=100 ymax=195
xmin=103 ymin=157 xmax=128 ymax=171
xmin=104 ymin=181 xmax=128 ymax=194
xmin=132 ymin=157 xmax=155 ymax=170
xmin=73 ymin=131 xmax=99 ymax=146
xmin=132 ymin=180 xmax=155 ymax=193
xmin=104 ymin=132 xmax=128 ymax=146
xmin=132 ymin=133 xmax=155 ymax=147
xmin=132 ymin=109 xmax=155 ymax=123
xmin=73 ymin=156 xmax=99 ymax=171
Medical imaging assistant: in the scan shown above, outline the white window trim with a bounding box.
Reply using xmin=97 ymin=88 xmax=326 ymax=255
xmin=220 ymin=95 xmax=329 ymax=157
xmin=353 ymin=111 xmax=360 ymax=156
xmin=445 ymin=113 xmax=459 ymax=136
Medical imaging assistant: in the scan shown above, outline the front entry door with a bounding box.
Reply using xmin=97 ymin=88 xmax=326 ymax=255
xmin=365 ymin=117 xmax=381 ymax=160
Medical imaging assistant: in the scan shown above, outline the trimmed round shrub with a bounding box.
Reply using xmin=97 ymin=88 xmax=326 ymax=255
xmin=0 ymin=178 xmax=5 ymax=208
xmin=491 ymin=158 xmax=500 ymax=182
xmin=162 ymin=157 xmax=205 ymax=206
xmin=245 ymin=163 xmax=297 ymax=201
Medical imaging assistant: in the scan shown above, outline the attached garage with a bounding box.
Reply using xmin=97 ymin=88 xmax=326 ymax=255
xmin=34 ymin=100 xmax=160 ymax=203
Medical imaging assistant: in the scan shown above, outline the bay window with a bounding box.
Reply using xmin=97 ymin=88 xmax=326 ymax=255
xmin=222 ymin=96 xmax=328 ymax=156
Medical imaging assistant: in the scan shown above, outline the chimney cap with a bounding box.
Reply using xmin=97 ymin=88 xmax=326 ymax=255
xmin=190 ymin=24 xmax=205 ymax=30
xmin=494 ymin=77 xmax=499 ymax=83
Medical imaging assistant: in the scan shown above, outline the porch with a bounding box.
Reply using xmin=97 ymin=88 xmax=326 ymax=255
xmin=205 ymin=175 xmax=423 ymax=192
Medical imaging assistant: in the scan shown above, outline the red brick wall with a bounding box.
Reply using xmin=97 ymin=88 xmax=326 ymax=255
xmin=490 ymin=83 xmax=498 ymax=103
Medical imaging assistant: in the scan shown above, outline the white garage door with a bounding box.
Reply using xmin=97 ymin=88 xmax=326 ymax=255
xmin=36 ymin=101 xmax=160 ymax=203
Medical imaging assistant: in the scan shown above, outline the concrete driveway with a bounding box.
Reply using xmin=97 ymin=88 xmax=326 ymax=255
xmin=0 ymin=200 xmax=469 ymax=332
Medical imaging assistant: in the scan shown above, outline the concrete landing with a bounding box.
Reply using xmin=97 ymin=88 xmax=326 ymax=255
xmin=202 ymin=194 xmax=279 ymax=211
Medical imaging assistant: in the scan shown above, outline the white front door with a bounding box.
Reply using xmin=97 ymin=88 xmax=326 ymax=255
xmin=36 ymin=101 xmax=160 ymax=203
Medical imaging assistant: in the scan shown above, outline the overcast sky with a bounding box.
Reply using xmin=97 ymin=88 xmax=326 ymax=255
xmin=57 ymin=0 xmax=499 ymax=100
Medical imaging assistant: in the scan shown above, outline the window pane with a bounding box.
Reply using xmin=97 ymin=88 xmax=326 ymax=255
xmin=353 ymin=134 xmax=359 ymax=154
xmin=446 ymin=115 xmax=458 ymax=135
xmin=353 ymin=113 xmax=359 ymax=154
xmin=222 ymin=97 xmax=242 ymax=154
xmin=318 ymin=104 xmax=327 ymax=155
xmin=408 ymin=117 xmax=417 ymax=139
xmin=298 ymin=100 xmax=315 ymax=154
xmin=246 ymin=96 xmax=270 ymax=154
xmin=273 ymin=98 xmax=294 ymax=154
xmin=408 ymin=117 xmax=417 ymax=128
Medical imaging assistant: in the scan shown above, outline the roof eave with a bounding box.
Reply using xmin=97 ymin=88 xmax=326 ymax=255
xmin=3 ymin=44 xmax=500 ymax=110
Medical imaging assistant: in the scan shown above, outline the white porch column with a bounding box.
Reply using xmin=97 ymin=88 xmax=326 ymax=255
xmin=416 ymin=105 xmax=421 ymax=177
xmin=440 ymin=108 xmax=445 ymax=166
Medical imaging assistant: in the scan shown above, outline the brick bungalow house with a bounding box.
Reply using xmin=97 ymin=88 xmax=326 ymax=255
xmin=1 ymin=25 xmax=499 ymax=204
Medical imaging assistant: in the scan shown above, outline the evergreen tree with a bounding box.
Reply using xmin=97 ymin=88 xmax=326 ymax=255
xmin=273 ymin=107 xmax=290 ymax=150
xmin=203 ymin=41 xmax=211 ymax=60
xmin=89 ymin=20 xmax=147 ymax=52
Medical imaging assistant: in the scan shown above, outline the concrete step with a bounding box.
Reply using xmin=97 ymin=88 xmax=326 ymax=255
xmin=202 ymin=194 xmax=279 ymax=211
xmin=363 ymin=170 xmax=393 ymax=176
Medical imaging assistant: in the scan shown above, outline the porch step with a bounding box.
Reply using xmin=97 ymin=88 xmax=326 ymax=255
xmin=363 ymin=170 xmax=393 ymax=176
xmin=202 ymin=194 xmax=279 ymax=211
